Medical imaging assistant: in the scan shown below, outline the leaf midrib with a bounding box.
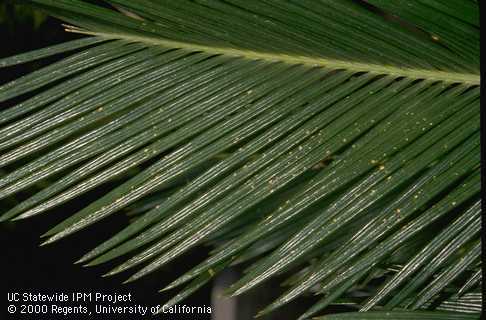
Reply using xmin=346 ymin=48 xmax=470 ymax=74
xmin=70 ymin=29 xmax=480 ymax=85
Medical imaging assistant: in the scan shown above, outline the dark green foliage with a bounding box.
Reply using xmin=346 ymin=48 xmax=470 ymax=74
xmin=0 ymin=1 xmax=480 ymax=319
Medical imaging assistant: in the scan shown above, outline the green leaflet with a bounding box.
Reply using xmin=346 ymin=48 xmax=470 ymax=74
xmin=0 ymin=36 xmax=108 ymax=67
xmin=314 ymin=311 xmax=479 ymax=320
xmin=423 ymin=292 xmax=482 ymax=314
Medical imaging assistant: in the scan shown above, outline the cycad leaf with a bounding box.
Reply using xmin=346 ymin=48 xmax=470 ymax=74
xmin=1 ymin=0 xmax=480 ymax=319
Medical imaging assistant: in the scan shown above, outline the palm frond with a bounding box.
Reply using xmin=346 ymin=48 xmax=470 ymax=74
xmin=1 ymin=0 xmax=480 ymax=318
